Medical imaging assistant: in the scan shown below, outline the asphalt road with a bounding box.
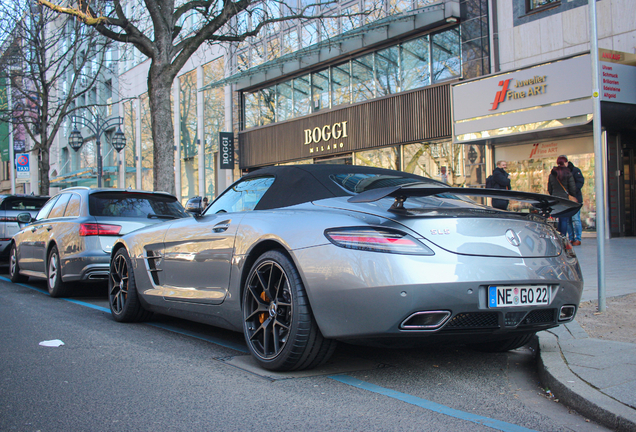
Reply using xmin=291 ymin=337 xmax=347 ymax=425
xmin=0 ymin=274 xmax=611 ymax=432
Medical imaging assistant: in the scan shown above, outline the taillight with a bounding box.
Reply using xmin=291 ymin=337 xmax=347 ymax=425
xmin=79 ymin=223 xmax=122 ymax=236
xmin=325 ymin=227 xmax=434 ymax=255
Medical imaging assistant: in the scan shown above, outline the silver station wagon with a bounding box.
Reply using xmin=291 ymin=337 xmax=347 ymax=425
xmin=106 ymin=165 xmax=584 ymax=372
xmin=10 ymin=187 xmax=188 ymax=297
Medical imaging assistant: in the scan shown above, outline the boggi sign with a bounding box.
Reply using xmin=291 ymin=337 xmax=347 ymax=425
xmin=303 ymin=121 xmax=349 ymax=154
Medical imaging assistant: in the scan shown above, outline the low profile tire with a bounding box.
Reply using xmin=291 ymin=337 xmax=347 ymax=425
xmin=109 ymin=248 xmax=152 ymax=323
xmin=242 ymin=250 xmax=336 ymax=372
xmin=47 ymin=246 xmax=72 ymax=298
xmin=9 ymin=243 xmax=28 ymax=283
xmin=469 ymin=332 xmax=536 ymax=353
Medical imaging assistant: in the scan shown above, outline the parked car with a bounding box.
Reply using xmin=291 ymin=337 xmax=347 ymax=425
xmin=0 ymin=194 xmax=49 ymax=259
xmin=106 ymin=165 xmax=584 ymax=371
xmin=9 ymin=187 xmax=189 ymax=297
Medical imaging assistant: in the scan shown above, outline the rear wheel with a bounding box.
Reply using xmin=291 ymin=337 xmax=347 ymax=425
xmin=47 ymin=246 xmax=72 ymax=297
xmin=242 ymin=250 xmax=336 ymax=371
xmin=9 ymin=243 xmax=27 ymax=283
xmin=469 ymin=332 xmax=536 ymax=352
xmin=109 ymin=248 xmax=152 ymax=322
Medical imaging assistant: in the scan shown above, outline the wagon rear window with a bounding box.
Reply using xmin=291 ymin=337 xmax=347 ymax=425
xmin=89 ymin=192 xmax=188 ymax=219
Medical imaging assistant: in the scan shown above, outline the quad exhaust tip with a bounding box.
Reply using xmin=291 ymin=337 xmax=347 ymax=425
xmin=400 ymin=311 xmax=451 ymax=330
xmin=559 ymin=305 xmax=576 ymax=321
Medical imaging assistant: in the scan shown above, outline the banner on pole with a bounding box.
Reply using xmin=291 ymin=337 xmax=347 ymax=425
xmin=219 ymin=132 xmax=234 ymax=170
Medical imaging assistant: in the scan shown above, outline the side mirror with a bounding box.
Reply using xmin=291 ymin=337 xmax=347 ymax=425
xmin=17 ymin=213 xmax=34 ymax=224
xmin=184 ymin=196 xmax=203 ymax=215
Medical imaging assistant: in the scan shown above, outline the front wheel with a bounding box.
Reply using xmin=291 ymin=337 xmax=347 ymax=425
xmin=242 ymin=250 xmax=336 ymax=372
xmin=9 ymin=243 xmax=28 ymax=283
xmin=47 ymin=246 xmax=72 ymax=297
xmin=109 ymin=248 xmax=152 ymax=322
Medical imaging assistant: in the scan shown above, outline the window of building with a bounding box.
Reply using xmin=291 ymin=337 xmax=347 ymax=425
xmin=293 ymin=75 xmax=311 ymax=117
xmin=401 ymin=35 xmax=430 ymax=91
xmin=312 ymin=70 xmax=330 ymax=112
xmin=432 ymin=28 xmax=461 ymax=82
xmin=351 ymin=53 xmax=375 ymax=102
xmin=277 ymin=81 xmax=293 ymax=121
xmin=527 ymin=0 xmax=560 ymax=12
xmin=260 ymin=86 xmax=277 ymax=125
xmin=376 ymin=46 xmax=400 ymax=96
xmin=331 ymin=63 xmax=351 ymax=107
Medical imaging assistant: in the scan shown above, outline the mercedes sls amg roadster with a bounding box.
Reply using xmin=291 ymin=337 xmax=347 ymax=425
xmin=108 ymin=165 xmax=583 ymax=371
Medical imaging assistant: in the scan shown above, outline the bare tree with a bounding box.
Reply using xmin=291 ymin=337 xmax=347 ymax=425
xmin=0 ymin=1 xmax=112 ymax=195
xmin=39 ymin=0 xmax=370 ymax=193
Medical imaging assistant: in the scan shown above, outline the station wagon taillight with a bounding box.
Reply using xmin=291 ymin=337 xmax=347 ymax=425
xmin=79 ymin=223 xmax=122 ymax=236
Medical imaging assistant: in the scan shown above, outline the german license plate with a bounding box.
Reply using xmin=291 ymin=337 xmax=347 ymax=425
xmin=488 ymin=285 xmax=550 ymax=308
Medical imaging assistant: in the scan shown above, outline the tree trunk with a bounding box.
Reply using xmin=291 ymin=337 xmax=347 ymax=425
xmin=39 ymin=146 xmax=50 ymax=195
xmin=148 ymin=62 xmax=176 ymax=194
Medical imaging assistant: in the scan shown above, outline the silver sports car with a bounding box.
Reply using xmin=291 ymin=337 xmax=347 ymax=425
xmin=108 ymin=165 xmax=583 ymax=371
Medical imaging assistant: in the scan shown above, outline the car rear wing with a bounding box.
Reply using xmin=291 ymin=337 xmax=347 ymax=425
xmin=348 ymin=184 xmax=581 ymax=218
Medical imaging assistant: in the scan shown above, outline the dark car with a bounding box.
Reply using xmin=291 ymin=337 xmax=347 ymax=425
xmin=0 ymin=194 xmax=49 ymax=259
xmin=106 ymin=165 xmax=583 ymax=371
xmin=9 ymin=187 xmax=188 ymax=297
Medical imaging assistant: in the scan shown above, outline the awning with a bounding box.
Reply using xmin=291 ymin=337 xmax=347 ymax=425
xmin=200 ymin=0 xmax=459 ymax=92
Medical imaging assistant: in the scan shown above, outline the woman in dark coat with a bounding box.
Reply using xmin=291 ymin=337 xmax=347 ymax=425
xmin=548 ymin=155 xmax=578 ymax=236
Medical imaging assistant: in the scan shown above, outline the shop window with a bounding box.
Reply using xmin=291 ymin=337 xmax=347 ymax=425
xmin=312 ymin=70 xmax=329 ymax=112
xmin=355 ymin=146 xmax=400 ymax=171
xmin=260 ymin=86 xmax=276 ymax=125
xmin=277 ymin=81 xmax=293 ymax=121
xmin=331 ymin=63 xmax=351 ymax=107
xmin=351 ymin=54 xmax=375 ymax=103
xmin=401 ymin=36 xmax=430 ymax=91
xmin=403 ymin=141 xmax=467 ymax=186
xmin=293 ymin=75 xmax=311 ymax=117
xmin=376 ymin=46 xmax=400 ymax=96
xmin=432 ymin=28 xmax=461 ymax=82
xmin=244 ymin=92 xmax=260 ymax=129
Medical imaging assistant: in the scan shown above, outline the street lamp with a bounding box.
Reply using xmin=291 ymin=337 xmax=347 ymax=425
xmin=68 ymin=114 xmax=126 ymax=188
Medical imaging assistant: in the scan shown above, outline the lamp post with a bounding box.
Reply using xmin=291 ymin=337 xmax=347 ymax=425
xmin=68 ymin=113 xmax=126 ymax=188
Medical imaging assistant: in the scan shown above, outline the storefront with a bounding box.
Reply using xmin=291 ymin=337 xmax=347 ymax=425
xmin=452 ymin=51 xmax=636 ymax=237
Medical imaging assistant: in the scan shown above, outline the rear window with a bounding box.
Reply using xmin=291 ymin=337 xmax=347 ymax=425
xmin=89 ymin=192 xmax=188 ymax=219
xmin=2 ymin=197 xmax=49 ymax=210
xmin=329 ymin=173 xmax=428 ymax=194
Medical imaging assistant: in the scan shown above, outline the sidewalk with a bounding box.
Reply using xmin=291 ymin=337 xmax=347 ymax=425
xmin=537 ymin=236 xmax=636 ymax=431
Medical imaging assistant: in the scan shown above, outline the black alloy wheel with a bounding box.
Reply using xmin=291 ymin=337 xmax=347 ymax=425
xmin=109 ymin=248 xmax=152 ymax=322
xmin=9 ymin=243 xmax=27 ymax=283
xmin=242 ymin=250 xmax=336 ymax=371
xmin=47 ymin=246 xmax=71 ymax=297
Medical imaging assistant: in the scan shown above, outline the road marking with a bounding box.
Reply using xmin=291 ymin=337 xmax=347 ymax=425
xmin=2 ymin=276 xmax=539 ymax=431
xmin=1 ymin=276 xmax=248 ymax=353
xmin=329 ymin=375 xmax=539 ymax=432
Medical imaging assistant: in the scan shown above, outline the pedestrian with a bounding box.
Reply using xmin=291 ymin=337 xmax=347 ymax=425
xmin=490 ymin=160 xmax=511 ymax=210
xmin=202 ymin=196 xmax=208 ymax=208
xmin=547 ymin=155 xmax=578 ymax=237
xmin=562 ymin=155 xmax=584 ymax=246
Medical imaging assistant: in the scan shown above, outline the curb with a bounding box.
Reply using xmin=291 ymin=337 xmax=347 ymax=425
xmin=537 ymin=331 xmax=636 ymax=432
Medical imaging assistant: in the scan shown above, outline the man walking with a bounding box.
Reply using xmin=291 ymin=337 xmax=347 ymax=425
xmin=563 ymin=155 xmax=584 ymax=245
xmin=490 ymin=160 xmax=511 ymax=210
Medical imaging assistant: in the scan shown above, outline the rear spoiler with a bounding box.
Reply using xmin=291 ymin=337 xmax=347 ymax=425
xmin=347 ymin=184 xmax=582 ymax=217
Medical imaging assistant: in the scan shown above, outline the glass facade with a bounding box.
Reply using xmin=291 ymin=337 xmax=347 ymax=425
xmin=243 ymin=28 xmax=461 ymax=129
xmin=203 ymin=58 xmax=226 ymax=199
xmin=123 ymin=99 xmax=137 ymax=189
xmin=179 ymin=70 xmax=199 ymax=201
xmin=140 ymin=93 xmax=153 ymax=191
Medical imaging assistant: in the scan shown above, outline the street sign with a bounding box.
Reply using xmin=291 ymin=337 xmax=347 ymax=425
xmin=16 ymin=153 xmax=30 ymax=180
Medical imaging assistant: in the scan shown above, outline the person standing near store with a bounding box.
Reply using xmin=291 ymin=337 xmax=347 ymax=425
xmin=563 ymin=155 xmax=584 ymax=246
xmin=548 ymin=156 xmax=578 ymax=237
xmin=490 ymin=160 xmax=511 ymax=210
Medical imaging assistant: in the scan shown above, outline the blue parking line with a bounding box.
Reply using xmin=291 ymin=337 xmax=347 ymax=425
xmin=329 ymin=375 xmax=538 ymax=432
xmin=1 ymin=275 xmax=248 ymax=353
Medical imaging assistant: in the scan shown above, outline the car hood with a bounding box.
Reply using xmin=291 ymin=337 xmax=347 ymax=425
xmin=313 ymin=192 xmax=565 ymax=258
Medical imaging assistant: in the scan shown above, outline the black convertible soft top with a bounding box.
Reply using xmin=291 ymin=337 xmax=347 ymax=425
xmin=242 ymin=164 xmax=435 ymax=211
